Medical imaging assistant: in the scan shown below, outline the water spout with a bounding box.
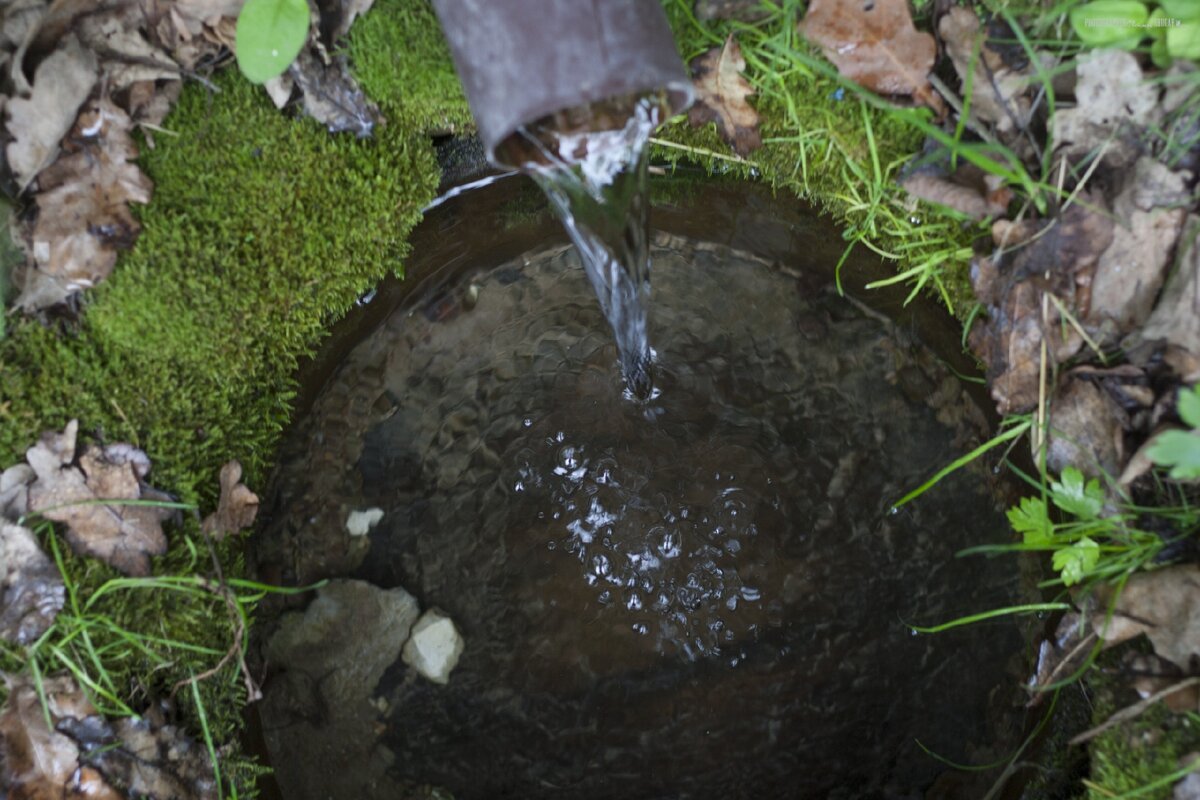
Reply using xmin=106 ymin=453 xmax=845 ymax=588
xmin=432 ymin=1 xmax=693 ymax=398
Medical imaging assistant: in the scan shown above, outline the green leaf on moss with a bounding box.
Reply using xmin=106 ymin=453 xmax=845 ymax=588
xmin=1053 ymin=536 xmax=1100 ymax=586
xmin=1008 ymin=496 xmax=1053 ymax=545
xmin=1069 ymin=1 xmax=1149 ymax=48
xmin=235 ymin=0 xmax=310 ymax=83
xmin=1050 ymin=467 xmax=1105 ymax=520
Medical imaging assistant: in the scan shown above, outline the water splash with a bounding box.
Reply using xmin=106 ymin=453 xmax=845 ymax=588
xmin=513 ymin=97 xmax=663 ymax=398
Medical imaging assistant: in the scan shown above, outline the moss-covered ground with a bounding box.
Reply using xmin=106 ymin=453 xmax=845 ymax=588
xmin=0 ymin=0 xmax=1190 ymax=795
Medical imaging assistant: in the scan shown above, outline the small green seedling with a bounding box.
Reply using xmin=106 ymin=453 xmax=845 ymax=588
xmin=1069 ymin=0 xmax=1200 ymax=64
xmin=234 ymin=0 xmax=310 ymax=84
xmin=1146 ymin=384 xmax=1200 ymax=480
xmin=1005 ymin=467 xmax=1107 ymax=586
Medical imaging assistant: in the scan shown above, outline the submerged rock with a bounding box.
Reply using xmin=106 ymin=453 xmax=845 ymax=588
xmin=261 ymin=579 xmax=419 ymax=799
xmin=402 ymin=609 xmax=464 ymax=685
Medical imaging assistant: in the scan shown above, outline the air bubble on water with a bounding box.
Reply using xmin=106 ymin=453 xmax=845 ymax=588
xmin=632 ymin=622 xmax=648 ymax=635
xmin=523 ymin=417 xmax=533 ymax=428
xmin=741 ymin=586 xmax=761 ymax=602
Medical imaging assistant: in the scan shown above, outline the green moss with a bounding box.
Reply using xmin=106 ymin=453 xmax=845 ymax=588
xmin=0 ymin=71 xmax=440 ymax=501
xmin=347 ymin=0 xmax=473 ymax=135
xmin=1086 ymin=665 xmax=1200 ymax=799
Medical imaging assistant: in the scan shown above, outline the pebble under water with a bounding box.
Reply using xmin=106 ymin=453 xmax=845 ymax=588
xmin=258 ymin=232 xmax=1029 ymax=800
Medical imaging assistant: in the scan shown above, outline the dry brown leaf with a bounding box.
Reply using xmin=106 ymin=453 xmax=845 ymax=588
xmin=799 ymin=0 xmax=942 ymax=112
xmin=0 ymin=522 xmax=64 ymax=645
xmin=4 ymin=34 xmax=97 ymax=192
xmin=900 ymin=165 xmax=1011 ymax=220
xmin=1046 ymin=374 xmax=1123 ymax=479
xmin=328 ymin=0 xmax=376 ymax=42
xmin=687 ymin=34 xmax=761 ymax=157
xmin=0 ymin=674 xmax=116 ymax=800
xmin=938 ymin=7 xmax=1034 ymax=140
xmin=25 ymin=420 xmax=170 ymax=576
xmin=75 ymin=6 xmax=179 ymax=92
xmin=0 ymin=464 xmax=34 ymax=520
xmin=1129 ymin=220 xmax=1200 ymax=384
xmin=1092 ymin=564 xmax=1200 ymax=672
xmin=1087 ymin=158 xmax=1190 ymax=342
xmin=16 ymin=98 xmax=153 ymax=311
xmin=969 ymin=202 xmax=1111 ymax=415
xmin=201 ymin=460 xmax=259 ymax=539
xmin=287 ymin=49 xmax=380 ymax=137
xmin=1051 ymin=49 xmax=1162 ymax=169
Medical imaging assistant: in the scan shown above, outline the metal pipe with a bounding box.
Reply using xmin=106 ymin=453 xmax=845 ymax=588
xmin=431 ymin=0 xmax=693 ymax=169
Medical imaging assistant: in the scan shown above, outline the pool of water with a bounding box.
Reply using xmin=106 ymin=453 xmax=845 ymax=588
xmin=252 ymin=178 xmax=1032 ymax=800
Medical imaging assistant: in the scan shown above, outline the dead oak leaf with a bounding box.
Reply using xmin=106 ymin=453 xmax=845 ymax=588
xmin=4 ymin=34 xmax=97 ymax=192
xmin=0 ymin=522 xmax=64 ymax=645
xmin=0 ymin=674 xmax=118 ymax=800
xmin=17 ymin=98 xmax=153 ymax=311
xmin=937 ymin=7 xmax=1034 ymax=140
xmin=687 ymin=34 xmax=762 ymax=157
xmin=1091 ymin=563 xmax=1200 ymax=672
xmin=201 ymin=460 xmax=259 ymax=540
xmin=799 ymin=0 xmax=943 ymax=113
xmin=25 ymin=420 xmax=169 ymax=576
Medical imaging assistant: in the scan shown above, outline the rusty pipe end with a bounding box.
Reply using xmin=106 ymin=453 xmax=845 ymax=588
xmin=432 ymin=0 xmax=693 ymax=169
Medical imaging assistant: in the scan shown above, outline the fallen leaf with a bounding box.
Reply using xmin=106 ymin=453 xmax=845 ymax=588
xmin=0 ymin=522 xmax=64 ymax=644
xmin=4 ymin=34 xmax=97 ymax=192
xmin=900 ymin=157 xmax=1011 ymax=220
xmin=1046 ymin=375 xmax=1124 ymax=479
xmin=1129 ymin=220 xmax=1200 ymax=383
xmin=938 ymin=8 xmax=1034 ymax=140
xmin=799 ymin=0 xmax=942 ymax=112
xmin=1092 ymin=563 xmax=1200 ymax=672
xmin=201 ymin=460 xmax=259 ymax=539
xmin=25 ymin=420 xmax=170 ymax=576
xmin=0 ymin=674 xmax=114 ymax=800
xmin=969 ymin=201 xmax=1112 ymax=415
xmin=287 ymin=49 xmax=380 ymax=137
xmin=1087 ymin=158 xmax=1191 ymax=343
xmin=0 ymin=463 xmax=34 ymax=520
xmin=74 ymin=6 xmax=180 ymax=92
xmin=16 ymin=98 xmax=153 ymax=311
xmin=66 ymin=708 xmax=218 ymax=799
xmin=687 ymin=34 xmax=762 ymax=157
xmin=1051 ymin=48 xmax=1162 ymax=168
xmin=327 ymin=0 xmax=375 ymax=42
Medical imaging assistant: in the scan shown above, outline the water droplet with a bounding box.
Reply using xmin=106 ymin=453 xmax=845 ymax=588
xmin=523 ymin=417 xmax=533 ymax=428
xmin=632 ymin=623 xmax=648 ymax=635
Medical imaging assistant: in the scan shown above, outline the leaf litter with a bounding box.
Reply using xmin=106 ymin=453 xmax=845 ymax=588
xmin=0 ymin=674 xmax=217 ymax=799
xmin=687 ymin=34 xmax=762 ymax=157
xmin=0 ymin=0 xmax=381 ymax=313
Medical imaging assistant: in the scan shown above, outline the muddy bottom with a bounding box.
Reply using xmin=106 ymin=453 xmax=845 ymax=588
xmin=256 ymin=231 xmax=1029 ymax=800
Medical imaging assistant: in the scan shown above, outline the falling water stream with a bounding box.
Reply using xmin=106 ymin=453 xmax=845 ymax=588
xmin=512 ymin=96 xmax=664 ymax=398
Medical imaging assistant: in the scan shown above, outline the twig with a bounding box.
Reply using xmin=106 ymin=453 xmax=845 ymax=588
xmin=648 ymin=137 xmax=758 ymax=166
xmin=1069 ymin=676 xmax=1200 ymax=745
xmin=1047 ymin=293 xmax=1107 ymax=364
xmin=1029 ymin=631 xmax=1099 ymax=704
xmin=927 ymin=73 xmax=998 ymax=145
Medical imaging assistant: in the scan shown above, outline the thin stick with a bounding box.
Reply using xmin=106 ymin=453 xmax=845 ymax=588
xmin=648 ymin=137 xmax=758 ymax=166
xmin=1069 ymin=676 xmax=1200 ymax=745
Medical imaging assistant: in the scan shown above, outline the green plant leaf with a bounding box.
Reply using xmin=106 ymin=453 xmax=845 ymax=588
xmin=1052 ymin=537 xmax=1100 ymax=586
xmin=1177 ymin=384 xmax=1200 ymax=429
xmin=1008 ymin=496 xmax=1053 ymax=545
xmin=1158 ymin=0 xmax=1200 ymax=19
xmin=1146 ymin=430 xmax=1200 ymax=479
xmin=1069 ymin=0 xmax=1149 ymax=47
xmin=1049 ymin=467 xmax=1105 ymax=520
xmin=235 ymin=0 xmax=310 ymax=84
xmin=1167 ymin=16 xmax=1200 ymax=58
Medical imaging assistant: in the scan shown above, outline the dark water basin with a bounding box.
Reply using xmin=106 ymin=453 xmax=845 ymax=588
xmin=250 ymin=175 xmax=1035 ymax=800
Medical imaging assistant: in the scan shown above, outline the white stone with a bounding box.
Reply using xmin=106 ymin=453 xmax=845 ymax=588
xmin=345 ymin=507 xmax=384 ymax=537
xmin=401 ymin=609 xmax=464 ymax=685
